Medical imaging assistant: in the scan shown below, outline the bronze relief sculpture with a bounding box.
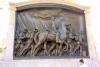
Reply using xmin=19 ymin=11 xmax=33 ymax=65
xmin=14 ymin=5 xmax=89 ymax=58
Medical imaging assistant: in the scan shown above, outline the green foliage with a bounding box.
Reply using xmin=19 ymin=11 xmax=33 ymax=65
xmin=0 ymin=48 xmax=3 ymax=53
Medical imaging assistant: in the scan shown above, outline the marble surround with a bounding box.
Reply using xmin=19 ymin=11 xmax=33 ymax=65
xmin=0 ymin=0 xmax=99 ymax=67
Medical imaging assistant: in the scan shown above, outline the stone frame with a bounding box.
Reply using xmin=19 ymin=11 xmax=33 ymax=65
xmin=3 ymin=1 xmax=97 ymax=65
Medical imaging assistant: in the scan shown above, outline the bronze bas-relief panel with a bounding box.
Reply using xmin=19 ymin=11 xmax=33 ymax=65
xmin=14 ymin=7 xmax=89 ymax=58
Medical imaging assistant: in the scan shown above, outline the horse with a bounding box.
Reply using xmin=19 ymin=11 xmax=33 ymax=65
xmin=32 ymin=23 xmax=69 ymax=56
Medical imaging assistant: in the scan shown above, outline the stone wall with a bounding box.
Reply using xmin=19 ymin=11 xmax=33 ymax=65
xmin=0 ymin=0 xmax=99 ymax=67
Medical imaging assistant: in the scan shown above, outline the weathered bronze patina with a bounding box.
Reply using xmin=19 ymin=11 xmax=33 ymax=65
xmin=14 ymin=4 xmax=89 ymax=58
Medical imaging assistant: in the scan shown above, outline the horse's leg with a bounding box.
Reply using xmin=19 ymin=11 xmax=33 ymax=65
xmin=33 ymin=47 xmax=40 ymax=56
xmin=58 ymin=43 xmax=63 ymax=56
xmin=48 ymin=43 xmax=56 ymax=56
xmin=51 ymin=49 xmax=56 ymax=55
xmin=56 ymin=43 xmax=59 ymax=56
xmin=63 ymin=41 xmax=69 ymax=51
xmin=34 ymin=33 xmax=38 ymax=44
xmin=44 ymin=42 xmax=48 ymax=55
xmin=32 ymin=41 xmax=43 ymax=56
xmin=31 ymin=44 xmax=34 ymax=55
